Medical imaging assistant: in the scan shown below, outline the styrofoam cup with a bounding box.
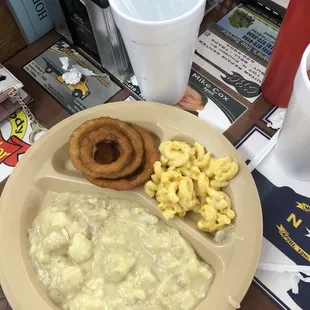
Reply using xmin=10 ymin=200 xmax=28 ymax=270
xmin=275 ymin=44 xmax=310 ymax=180
xmin=109 ymin=0 xmax=206 ymax=105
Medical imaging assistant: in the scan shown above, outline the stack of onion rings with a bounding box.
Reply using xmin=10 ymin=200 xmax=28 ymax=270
xmin=68 ymin=117 xmax=159 ymax=190
xmin=94 ymin=142 xmax=120 ymax=165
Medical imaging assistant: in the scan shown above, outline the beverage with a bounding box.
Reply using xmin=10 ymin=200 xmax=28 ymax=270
xmin=121 ymin=0 xmax=198 ymax=21
xmin=274 ymin=45 xmax=310 ymax=180
xmin=109 ymin=0 xmax=206 ymax=105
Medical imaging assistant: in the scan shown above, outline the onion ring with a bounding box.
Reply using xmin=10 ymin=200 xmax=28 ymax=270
xmin=79 ymin=127 xmax=132 ymax=175
xmin=85 ymin=125 xmax=160 ymax=190
xmin=68 ymin=117 xmax=143 ymax=178
xmin=94 ymin=142 xmax=119 ymax=164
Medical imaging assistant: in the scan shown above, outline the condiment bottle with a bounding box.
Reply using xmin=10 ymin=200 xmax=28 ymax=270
xmin=261 ymin=0 xmax=310 ymax=108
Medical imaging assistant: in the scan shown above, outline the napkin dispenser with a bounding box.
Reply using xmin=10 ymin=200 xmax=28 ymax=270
xmin=84 ymin=0 xmax=133 ymax=81
xmin=47 ymin=0 xmax=133 ymax=81
xmin=47 ymin=0 xmax=224 ymax=83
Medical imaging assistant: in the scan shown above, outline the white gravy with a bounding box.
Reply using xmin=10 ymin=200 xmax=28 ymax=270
xmin=29 ymin=192 xmax=214 ymax=310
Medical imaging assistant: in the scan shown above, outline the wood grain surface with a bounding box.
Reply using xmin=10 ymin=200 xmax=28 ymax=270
xmin=0 ymin=299 xmax=11 ymax=310
xmin=0 ymin=1 xmax=26 ymax=63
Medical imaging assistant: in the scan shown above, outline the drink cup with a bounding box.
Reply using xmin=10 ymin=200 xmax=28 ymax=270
xmin=109 ymin=0 xmax=206 ymax=105
xmin=275 ymin=44 xmax=310 ymax=180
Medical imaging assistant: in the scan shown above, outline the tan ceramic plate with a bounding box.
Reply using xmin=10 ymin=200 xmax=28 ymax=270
xmin=0 ymin=102 xmax=262 ymax=310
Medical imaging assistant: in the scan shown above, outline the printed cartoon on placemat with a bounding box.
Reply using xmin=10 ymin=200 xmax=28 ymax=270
xmin=0 ymin=109 xmax=33 ymax=182
xmin=23 ymin=40 xmax=121 ymax=115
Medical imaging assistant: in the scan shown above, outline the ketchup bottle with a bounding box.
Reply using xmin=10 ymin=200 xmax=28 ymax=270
xmin=261 ymin=0 xmax=310 ymax=108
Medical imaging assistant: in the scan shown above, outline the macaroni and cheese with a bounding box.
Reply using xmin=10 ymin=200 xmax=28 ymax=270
xmin=144 ymin=141 xmax=239 ymax=233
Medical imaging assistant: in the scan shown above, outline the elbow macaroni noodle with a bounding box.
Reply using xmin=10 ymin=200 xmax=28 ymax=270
xmin=144 ymin=141 xmax=239 ymax=233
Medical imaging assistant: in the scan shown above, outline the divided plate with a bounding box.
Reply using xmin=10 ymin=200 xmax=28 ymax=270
xmin=0 ymin=102 xmax=262 ymax=310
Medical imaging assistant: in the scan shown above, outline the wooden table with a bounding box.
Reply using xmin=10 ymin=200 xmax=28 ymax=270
xmin=0 ymin=1 xmax=281 ymax=307
xmin=0 ymin=1 xmax=26 ymax=63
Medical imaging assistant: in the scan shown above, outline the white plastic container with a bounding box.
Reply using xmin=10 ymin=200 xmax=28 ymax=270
xmin=109 ymin=0 xmax=206 ymax=105
xmin=275 ymin=44 xmax=310 ymax=180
